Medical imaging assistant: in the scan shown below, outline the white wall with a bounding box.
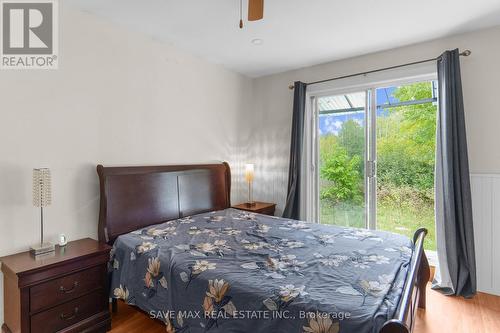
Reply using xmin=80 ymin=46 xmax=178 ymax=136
xmin=471 ymin=174 xmax=500 ymax=295
xmin=249 ymin=25 xmax=500 ymax=216
xmin=0 ymin=5 xmax=252 ymax=323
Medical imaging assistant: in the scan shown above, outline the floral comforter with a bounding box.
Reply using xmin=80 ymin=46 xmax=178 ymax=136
xmin=110 ymin=208 xmax=413 ymax=333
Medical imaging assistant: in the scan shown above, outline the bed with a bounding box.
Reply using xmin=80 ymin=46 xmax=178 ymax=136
xmin=97 ymin=162 xmax=429 ymax=333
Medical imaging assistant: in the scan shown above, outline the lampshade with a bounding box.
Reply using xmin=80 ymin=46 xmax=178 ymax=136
xmin=33 ymin=168 xmax=52 ymax=208
xmin=244 ymin=164 xmax=254 ymax=182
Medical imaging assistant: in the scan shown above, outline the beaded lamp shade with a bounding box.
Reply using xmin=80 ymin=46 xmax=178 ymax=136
xmin=31 ymin=168 xmax=54 ymax=255
xmin=33 ymin=168 xmax=52 ymax=208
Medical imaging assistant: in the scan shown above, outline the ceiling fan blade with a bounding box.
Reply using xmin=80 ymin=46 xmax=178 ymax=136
xmin=248 ymin=0 xmax=264 ymax=21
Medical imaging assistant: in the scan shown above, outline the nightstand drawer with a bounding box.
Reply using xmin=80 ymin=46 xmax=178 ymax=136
xmin=30 ymin=289 xmax=106 ymax=333
xmin=30 ymin=264 xmax=105 ymax=312
xmin=257 ymin=206 xmax=276 ymax=215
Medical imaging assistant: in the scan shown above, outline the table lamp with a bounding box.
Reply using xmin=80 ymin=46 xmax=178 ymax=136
xmin=244 ymin=164 xmax=255 ymax=207
xmin=31 ymin=168 xmax=55 ymax=256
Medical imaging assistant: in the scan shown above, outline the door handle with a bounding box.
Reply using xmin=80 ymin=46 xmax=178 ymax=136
xmin=366 ymin=160 xmax=377 ymax=178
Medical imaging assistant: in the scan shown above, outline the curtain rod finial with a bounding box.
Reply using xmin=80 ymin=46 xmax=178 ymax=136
xmin=461 ymin=49 xmax=471 ymax=56
xmin=288 ymin=85 xmax=295 ymax=90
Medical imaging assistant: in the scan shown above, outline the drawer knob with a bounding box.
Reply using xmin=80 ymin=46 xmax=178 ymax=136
xmin=60 ymin=307 xmax=79 ymax=321
xmin=59 ymin=281 xmax=79 ymax=293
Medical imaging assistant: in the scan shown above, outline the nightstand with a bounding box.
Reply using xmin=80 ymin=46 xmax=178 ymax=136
xmin=232 ymin=202 xmax=276 ymax=216
xmin=0 ymin=238 xmax=112 ymax=333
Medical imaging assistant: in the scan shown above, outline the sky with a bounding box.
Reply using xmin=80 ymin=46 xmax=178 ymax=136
xmin=319 ymin=87 xmax=397 ymax=136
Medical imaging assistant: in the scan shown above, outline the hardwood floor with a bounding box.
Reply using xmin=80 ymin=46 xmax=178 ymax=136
xmin=110 ymin=283 xmax=500 ymax=332
xmin=415 ymin=284 xmax=500 ymax=333
xmin=110 ymin=301 xmax=164 ymax=333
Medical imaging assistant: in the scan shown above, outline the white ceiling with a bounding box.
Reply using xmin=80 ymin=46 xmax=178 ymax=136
xmin=67 ymin=0 xmax=500 ymax=77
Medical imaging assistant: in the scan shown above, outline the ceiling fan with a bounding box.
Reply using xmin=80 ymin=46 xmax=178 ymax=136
xmin=239 ymin=0 xmax=264 ymax=29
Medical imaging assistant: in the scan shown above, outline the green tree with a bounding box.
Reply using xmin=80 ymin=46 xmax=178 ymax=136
xmin=338 ymin=119 xmax=364 ymax=175
xmin=338 ymin=119 xmax=364 ymax=159
xmin=319 ymin=134 xmax=338 ymax=163
xmin=377 ymin=82 xmax=437 ymax=191
xmin=320 ymin=146 xmax=362 ymax=204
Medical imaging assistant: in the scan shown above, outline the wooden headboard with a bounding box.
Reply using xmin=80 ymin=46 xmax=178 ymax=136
xmin=96 ymin=162 xmax=231 ymax=244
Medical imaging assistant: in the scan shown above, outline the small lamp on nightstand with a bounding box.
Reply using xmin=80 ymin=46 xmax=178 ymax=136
xmin=31 ymin=168 xmax=55 ymax=256
xmin=244 ymin=164 xmax=255 ymax=207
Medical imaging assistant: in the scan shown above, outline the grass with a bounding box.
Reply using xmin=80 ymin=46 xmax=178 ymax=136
xmin=319 ymin=201 xmax=366 ymax=229
xmin=320 ymin=199 xmax=436 ymax=251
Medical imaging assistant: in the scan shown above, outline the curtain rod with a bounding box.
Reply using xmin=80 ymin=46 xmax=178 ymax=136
xmin=288 ymin=49 xmax=471 ymax=90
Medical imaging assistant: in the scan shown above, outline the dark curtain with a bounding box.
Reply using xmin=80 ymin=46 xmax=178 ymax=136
xmin=283 ymin=81 xmax=307 ymax=219
xmin=432 ymin=49 xmax=477 ymax=297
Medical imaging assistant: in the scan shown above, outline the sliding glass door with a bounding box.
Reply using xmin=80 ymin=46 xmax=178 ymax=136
xmin=317 ymin=91 xmax=368 ymax=229
xmin=316 ymin=80 xmax=437 ymax=250
xmin=375 ymin=82 xmax=438 ymax=250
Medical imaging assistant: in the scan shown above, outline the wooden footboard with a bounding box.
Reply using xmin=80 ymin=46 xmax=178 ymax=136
xmin=380 ymin=228 xmax=430 ymax=333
